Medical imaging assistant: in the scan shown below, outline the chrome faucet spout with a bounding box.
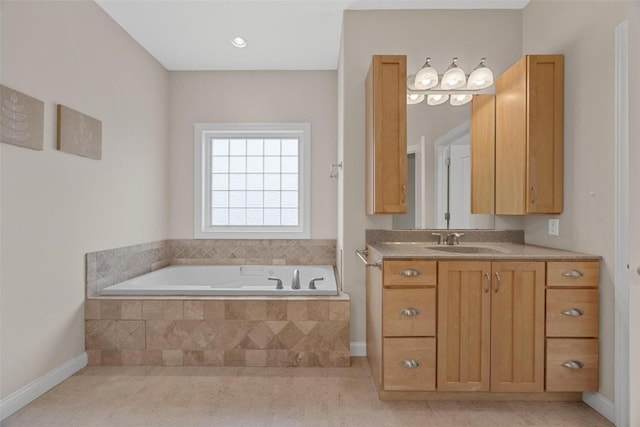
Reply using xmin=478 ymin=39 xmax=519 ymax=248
xmin=291 ymin=269 xmax=300 ymax=290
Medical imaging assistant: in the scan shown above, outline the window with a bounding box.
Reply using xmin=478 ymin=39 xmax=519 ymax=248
xmin=194 ymin=123 xmax=310 ymax=239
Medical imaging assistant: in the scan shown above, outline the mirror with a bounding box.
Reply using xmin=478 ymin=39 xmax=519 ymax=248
xmin=392 ymin=99 xmax=495 ymax=230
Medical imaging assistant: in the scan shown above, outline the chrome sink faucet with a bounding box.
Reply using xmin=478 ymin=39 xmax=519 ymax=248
xmin=432 ymin=233 xmax=445 ymax=245
xmin=291 ymin=269 xmax=300 ymax=290
xmin=445 ymin=232 xmax=465 ymax=245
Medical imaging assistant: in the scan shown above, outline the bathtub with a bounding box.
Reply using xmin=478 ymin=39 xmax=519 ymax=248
xmin=100 ymin=265 xmax=338 ymax=296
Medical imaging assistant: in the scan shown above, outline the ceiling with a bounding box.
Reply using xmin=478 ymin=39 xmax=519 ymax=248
xmin=96 ymin=0 xmax=529 ymax=71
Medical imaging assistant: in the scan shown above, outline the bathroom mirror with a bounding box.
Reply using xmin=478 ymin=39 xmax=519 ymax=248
xmin=392 ymin=99 xmax=495 ymax=230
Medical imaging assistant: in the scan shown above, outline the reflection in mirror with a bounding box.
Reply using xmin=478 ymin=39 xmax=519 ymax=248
xmin=392 ymin=99 xmax=495 ymax=230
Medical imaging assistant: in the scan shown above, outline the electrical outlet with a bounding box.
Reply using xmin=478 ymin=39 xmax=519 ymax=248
xmin=548 ymin=219 xmax=560 ymax=236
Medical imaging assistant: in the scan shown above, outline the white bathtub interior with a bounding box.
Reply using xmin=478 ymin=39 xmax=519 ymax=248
xmin=100 ymin=265 xmax=339 ymax=296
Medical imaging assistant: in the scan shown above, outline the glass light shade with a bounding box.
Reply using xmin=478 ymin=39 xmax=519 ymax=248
xmin=467 ymin=63 xmax=494 ymax=90
xmin=450 ymin=94 xmax=473 ymax=106
xmin=231 ymin=37 xmax=247 ymax=48
xmin=414 ymin=64 xmax=438 ymax=90
xmin=441 ymin=67 xmax=466 ymax=90
xmin=407 ymin=93 xmax=425 ymax=105
xmin=427 ymin=94 xmax=449 ymax=106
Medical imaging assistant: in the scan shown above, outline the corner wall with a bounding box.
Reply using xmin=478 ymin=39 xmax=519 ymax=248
xmin=0 ymin=1 xmax=169 ymax=399
xmin=521 ymin=0 xmax=631 ymax=402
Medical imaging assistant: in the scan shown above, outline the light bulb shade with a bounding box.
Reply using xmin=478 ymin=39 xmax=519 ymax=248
xmin=427 ymin=94 xmax=449 ymax=106
xmin=441 ymin=67 xmax=466 ymax=90
xmin=414 ymin=66 xmax=438 ymax=90
xmin=450 ymin=94 xmax=473 ymax=106
xmin=407 ymin=93 xmax=425 ymax=105
xmin=467 ymin=64 xmax=494 ymax=90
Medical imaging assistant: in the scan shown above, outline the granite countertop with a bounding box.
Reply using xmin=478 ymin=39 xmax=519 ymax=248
xmin=368 ymin=241 xmax=600 ymax=261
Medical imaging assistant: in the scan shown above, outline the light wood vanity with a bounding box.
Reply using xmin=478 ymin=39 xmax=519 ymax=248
xmin=365 ymin=242 xmax=599 ymax=400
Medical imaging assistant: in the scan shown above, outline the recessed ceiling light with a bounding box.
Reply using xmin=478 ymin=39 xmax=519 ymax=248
xmin=231 ymin=37 xmax=247 ymax=48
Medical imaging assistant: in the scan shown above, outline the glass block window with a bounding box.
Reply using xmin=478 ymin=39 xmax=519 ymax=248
xmin=194 ymin=123 xmax=310 ymax=239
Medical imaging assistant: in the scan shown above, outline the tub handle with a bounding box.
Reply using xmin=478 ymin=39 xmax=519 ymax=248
xmin=309 ymin=277 xmax=324 ymax=290
xmin=268 ymin=277 xmax=283 ymax=290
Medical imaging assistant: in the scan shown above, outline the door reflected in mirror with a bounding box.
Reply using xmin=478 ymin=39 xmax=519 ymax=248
xmin=392 ymin=100 xmax=495 ymax=230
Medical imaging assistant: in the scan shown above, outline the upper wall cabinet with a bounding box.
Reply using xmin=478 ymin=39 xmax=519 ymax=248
xmin=495 ymin=55 xmax=564 ymax=215
xmin=365 ymin=55 xmax=407 ymax=215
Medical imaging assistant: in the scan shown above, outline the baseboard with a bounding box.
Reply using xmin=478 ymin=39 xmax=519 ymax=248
xmin=350 ymin=341 xmax=366 ymax=357
xmin=582 ymin=391 xmax=615 ymax=424
xmin=0 ymin=352 xmax=88 ymax=421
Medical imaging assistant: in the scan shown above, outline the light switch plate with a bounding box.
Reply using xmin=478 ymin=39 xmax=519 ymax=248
xmin=548 ymin=219 xmax=560 ymax=236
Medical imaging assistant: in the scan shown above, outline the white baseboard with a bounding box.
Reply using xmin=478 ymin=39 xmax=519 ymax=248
xmin=350 ymin=341 xmax=366 ymax=357
xmin=0 ymin=352 xmax=88 ymax=421
xmin=583 ymin=392 xmax=615 ymax=424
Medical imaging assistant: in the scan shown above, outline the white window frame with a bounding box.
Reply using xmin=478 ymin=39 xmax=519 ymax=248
xmin=194 ymin=122 xmax=311 ymax=239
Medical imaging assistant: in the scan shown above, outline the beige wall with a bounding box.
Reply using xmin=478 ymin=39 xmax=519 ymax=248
xmin=0 ymin=1 xmax=169 ymax=399
xmin=168 ymin=71 xmax=337 ymax=239
xmin=629 ymin=3 xmax=640 ymax=423
xmin=339 ymin=9 xmax=523 ymax=346
xmin=522 ymin=0 xmax=632 ymax=401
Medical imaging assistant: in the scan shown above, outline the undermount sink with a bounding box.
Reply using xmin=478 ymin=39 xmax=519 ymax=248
xmin=426 ymin=245 xmax=508 ymax=254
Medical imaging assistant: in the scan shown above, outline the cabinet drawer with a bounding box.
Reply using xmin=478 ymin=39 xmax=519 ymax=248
xmin=383 ymin=288 xmax=436 ymax=337
xmin=546 ymin=289 xmax=598 ymax=337
xmin=546 ymin=338 xmax=598 ymax=392
xmin=383 ymin=260 xmax=437 ymax=287
xmin=383 ymin=337 xmax=436 ymax=391
xmin=547 ymin=262 xmax=599 ymax=288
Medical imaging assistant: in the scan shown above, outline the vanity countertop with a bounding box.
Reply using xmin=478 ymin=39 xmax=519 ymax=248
xmin=367 ymin=241 xmax=600 ymax=261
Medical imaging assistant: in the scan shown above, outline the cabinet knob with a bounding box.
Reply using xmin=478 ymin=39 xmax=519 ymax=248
xmin=561 ymin=269 xmax=584 ymax=278
xmin=400 ymin=359 xmax=420 ymax=369
xmin=561 ymin=360 xmax=584 ymax=370
xmin=399 ymin=308 xmax=420 ymax=317
xmin=400 ymin=269 xmax=420 ymax=277
xmin=561 ymin=308 xmax=584 ymax=317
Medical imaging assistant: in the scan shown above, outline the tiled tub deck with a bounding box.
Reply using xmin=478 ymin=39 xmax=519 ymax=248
xmin=85 ymin=296 xmax=350 ymax=368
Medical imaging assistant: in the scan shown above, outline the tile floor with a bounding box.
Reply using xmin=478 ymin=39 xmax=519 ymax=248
xmin=2 ymin=358 xmax=613 ymax=427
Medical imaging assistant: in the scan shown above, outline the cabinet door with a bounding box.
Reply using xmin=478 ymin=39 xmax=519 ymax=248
xmin=365 ymin=55 xmax=407 ymax=214
xmin=470 ymin=94 xmax=495 ymax=214
xmin=491 ymin=261 xmax=545 ymax=392
xmin=526 ymin=55 xmax=564 ymax=214
xmin=495 ymin=56 xmax=527 ymax=215
xmin=437 ymin=261 xmax=491 ymax=391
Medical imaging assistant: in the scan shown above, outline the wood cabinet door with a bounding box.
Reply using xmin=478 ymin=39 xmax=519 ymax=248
xmin=495 ymin=56 xmax=527 ymax=215
xmin=470 ymin=94 xmax=495 ymax=214
xmin=526 ymin=55 xmax=564 ymax=214
xmin=365 ymin=55 xmax=407 ymax=214
xmin=437 ymin=261 xmax=491 ymax=391
xmin=490 ymin=261 xmax=545 ymax=392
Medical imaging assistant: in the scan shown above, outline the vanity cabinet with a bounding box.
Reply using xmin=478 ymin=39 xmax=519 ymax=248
xmin=438 ymin=261 xmax=545 ymax=392
xmin=365 ymin=253 xmax=599 ymax=399
xmin=365 ymin=55 xmax=407 ymax=215
xmin=470 ymin=94 xmax=495 ymax=215
xmin=495 ymin=55 xmax=564 ymax=215
xmin=366 ymin=255 xmax=437 ymax=392
xmin=545 ymin=261 xmax=599 ymax=391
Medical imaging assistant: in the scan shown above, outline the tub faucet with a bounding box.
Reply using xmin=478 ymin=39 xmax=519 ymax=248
xmin=291 ymin=269 xmax=300 ymax=290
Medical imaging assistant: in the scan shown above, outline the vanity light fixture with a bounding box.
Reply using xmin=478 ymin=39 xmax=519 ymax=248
xmin=407 ymin=57 xmax=494 ymax=106
xmin=231 ymin=36 xmax=247 ymax=48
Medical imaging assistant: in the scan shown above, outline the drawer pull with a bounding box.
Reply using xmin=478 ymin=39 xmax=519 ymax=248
xmin=562 ymin=269 xmax=584 ymax=278
xmin=400 ymin=269 xmax=420 ymax=277
xmin=400 ymin=359 xmax=420 ymax=369
xmin=562 ymin=360 xmax=584 ymax=370
xmin=561 ymin=308 xmax=584 ymax=317
xmin=399 ymin=308 xmax=421 ymax=317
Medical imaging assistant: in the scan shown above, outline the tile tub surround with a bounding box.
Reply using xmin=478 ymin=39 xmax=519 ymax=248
xmin=366 ymin=229 xmax=525 ymax=245
xmin=85 ymin=297 xmax=350 ymax=367
xmin=87 ymin=239 xmax=337 ymax=297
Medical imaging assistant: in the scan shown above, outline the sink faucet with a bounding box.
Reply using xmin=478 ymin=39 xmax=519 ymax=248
xmin=291 ymin=269 xmax=300 ymax=290
xmin=432 ymin=232 xmax=445 ymax=245
xmin=445 ymin=232 xmax=465 ymax=245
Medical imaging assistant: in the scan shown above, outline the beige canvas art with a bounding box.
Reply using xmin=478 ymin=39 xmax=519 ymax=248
xmin=57 ymin=104 xmax=102 ymax=160
xmin=0 ymin=85 xmax=45 ymax=150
